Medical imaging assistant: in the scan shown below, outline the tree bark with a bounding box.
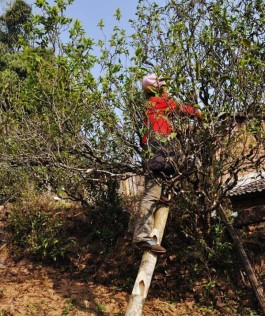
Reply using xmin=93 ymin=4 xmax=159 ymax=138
xmin=125 ymin=205 xmax=170 ymax=316
xmin=219 ymin=206 xmax=265 ymax=315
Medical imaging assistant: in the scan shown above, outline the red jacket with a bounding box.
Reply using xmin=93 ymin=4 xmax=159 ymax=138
xmin=142 ymin=93 xmax=201 ymax=144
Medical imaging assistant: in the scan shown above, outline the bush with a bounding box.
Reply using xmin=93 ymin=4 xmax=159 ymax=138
xmin=7 ymin=180 xmax=129 ymax=262
xmin=8 ymin=194 xmax=76 ymax=262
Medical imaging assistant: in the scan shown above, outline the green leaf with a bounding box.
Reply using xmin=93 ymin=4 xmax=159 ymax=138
xmin=135 ymin=46 xmax=143 ymax=56
xmin=97 ymin=19 xmax=105 ymax=29
xmin=114 ymin=8 xmax=122 ymax=21
xmin=36 ymin=0 xmax=47 ymax=8
xmin=241 ymin=38 xmax=251 ymax=48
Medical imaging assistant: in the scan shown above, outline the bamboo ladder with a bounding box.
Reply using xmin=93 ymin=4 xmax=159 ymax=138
xmin=125 ymin=204 xmax=169 ymax=316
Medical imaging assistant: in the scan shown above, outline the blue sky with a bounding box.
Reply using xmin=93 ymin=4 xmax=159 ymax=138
xmin=62 ymin=0 xmax=140 ymax=40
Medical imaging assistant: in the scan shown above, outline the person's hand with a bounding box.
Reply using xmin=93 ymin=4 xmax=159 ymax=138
xmin=196 ymin=109 xmax=203 ymax=121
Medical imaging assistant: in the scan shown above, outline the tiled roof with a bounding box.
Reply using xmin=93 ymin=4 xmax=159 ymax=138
xmin=229 ymin=172 xmax=265 ymax=197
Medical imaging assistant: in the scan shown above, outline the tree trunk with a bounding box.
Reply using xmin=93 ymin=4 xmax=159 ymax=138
xmin=125 ymin=205 xmax=170 ymax=316
xmin=219 ymin=206 xmax=265 ymax=315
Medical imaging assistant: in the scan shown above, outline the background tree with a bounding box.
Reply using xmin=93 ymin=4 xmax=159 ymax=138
xmin=0 ymin=0 xmax=141 ymax=205
xmin=0 ymin=0 xmax=32 ymax=51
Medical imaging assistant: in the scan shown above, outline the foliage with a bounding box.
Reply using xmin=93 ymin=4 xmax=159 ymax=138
xmin=1 ymin=0 xmax=262 ymax=205
xmin=0 ymin=0 xmax=142 ymax=207
xmin=166 ymin=200 xmax=236 ymax=280
xmin=7 ymin=180 xmax=127 ymax=263
xmin=8 ymin=193 xmax=76 ymax=262
xmin=0 ymin=166 xmax=37 ymax=203
xmin=0 ymin=0 xmax=32 ymax=51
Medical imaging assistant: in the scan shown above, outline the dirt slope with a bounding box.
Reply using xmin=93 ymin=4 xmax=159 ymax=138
xmin=0 ymin=242 xmax=256 ymax=316
xmin=0 ymin=205 xmax=262 ymax=316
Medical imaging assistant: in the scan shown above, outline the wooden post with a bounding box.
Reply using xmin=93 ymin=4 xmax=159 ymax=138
xmin=125 ymin=205 xmax=170 ymax=316
xmin=219 ymin=206 xmax=265 ymax=315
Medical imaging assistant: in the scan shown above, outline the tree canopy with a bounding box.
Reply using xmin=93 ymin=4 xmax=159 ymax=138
xmin=0 ymin=0 xmax=264 ymax=211
xmin=0 ymin=0 xmax=32 ymax=51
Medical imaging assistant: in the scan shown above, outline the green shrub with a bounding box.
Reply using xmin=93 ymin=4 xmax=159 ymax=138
xmin=8 ymin=195 xmax=75 ymax=262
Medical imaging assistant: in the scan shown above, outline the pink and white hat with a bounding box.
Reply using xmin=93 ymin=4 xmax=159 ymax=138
xmin=142 ymin=74 xmax=166 ymax=93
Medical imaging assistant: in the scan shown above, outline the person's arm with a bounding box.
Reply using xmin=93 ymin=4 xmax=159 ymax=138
xmin=180 ymin=104 xmax=202 ymax=121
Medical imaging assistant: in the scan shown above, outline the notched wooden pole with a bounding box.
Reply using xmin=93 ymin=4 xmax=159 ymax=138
xmin=219 ymin=206 xmax=265 ymax=315
xmin=125 ymin=205 xmax=170 ymax=316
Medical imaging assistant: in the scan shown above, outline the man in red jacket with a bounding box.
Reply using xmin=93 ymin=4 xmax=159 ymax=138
xmin=133 ymin=74 xmax=201 ymax=253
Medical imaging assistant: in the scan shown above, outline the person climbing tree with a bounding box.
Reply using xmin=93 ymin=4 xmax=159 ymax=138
xmin=133 ymin=73 xmax=202 ymax=253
